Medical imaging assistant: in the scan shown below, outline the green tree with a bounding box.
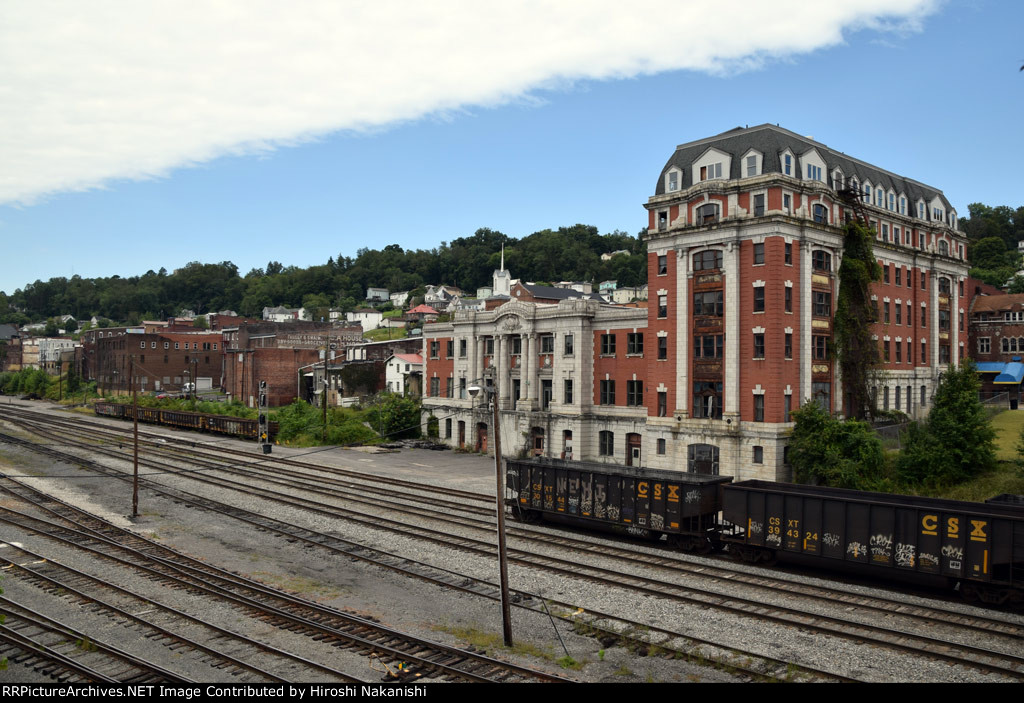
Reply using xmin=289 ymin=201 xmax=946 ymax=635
xmin=897 ymin=361 xmax=996 ymax=485
xmin=788 ymin=401 xmax=885 ymax=488
xmin=365 ymin=393 xmax=421 ymax=440
xmin=834 ymin=220 xmax=882 ymax=420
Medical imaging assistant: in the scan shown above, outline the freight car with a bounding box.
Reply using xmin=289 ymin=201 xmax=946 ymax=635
xmin=94 ymin=402 xmax=278 ymax=441
xmin=505 ymin=457 xmax=731 ymax=552
xmin=722 ymin=480 xmax=1024 ymax=605
xmin=505 ymin=457 xmax=1024 ymax=605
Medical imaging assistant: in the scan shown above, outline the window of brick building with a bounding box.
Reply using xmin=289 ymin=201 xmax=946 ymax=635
xmin=601 ymin=334 xmax=616 ymax=356
xmin=626 ymin=380 xmax=643 ymax=406
xmin=600 ymin=380 xmax=616 ymax=405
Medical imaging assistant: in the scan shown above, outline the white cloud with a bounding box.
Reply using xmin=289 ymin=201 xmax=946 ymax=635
xmin=0 ymin=0 xmax=937 ymax=205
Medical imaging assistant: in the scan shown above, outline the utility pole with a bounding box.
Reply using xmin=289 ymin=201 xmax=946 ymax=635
xmin=490 ymin=370 xmax=513 ymax=647
xmin=131 ymin=357 xmax=139 ymax=518
xmin=322 ymin=335 xmax=329 ymax=442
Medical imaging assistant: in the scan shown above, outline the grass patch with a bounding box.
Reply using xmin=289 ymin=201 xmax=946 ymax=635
xmin=251 ymin=572 xmax=342 ymax=599
xmin=363 ymin=327 xmax=407 ymax=342
xmin=990 ymin=409 xmax=1024 ymax=461
xmin=614 ymin=664 xmax=632 ymax=677
xmin=556 ymin=655 xmax=583 ymax=670
xmin=432 ymin=624 xmax=555 ymax=661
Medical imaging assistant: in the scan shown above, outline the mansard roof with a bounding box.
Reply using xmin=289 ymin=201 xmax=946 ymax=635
xmin=653 ymin=123 xmax=952 ymax=213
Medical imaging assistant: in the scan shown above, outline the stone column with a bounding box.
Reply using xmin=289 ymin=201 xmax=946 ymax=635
xmin=800 ymin=239 xmax=813 ymax=405
xmin=724 ymin=240 xmax=740 ymax=420
xmin=676 ymin=246 xmax=689 ymax=417
xmin=529 ymin=332 xmax=539 ymax=408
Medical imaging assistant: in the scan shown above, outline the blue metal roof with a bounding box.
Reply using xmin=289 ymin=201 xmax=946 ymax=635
xmin=975 ymin=362 xmax=1005 ymax=374
xmin=994 ymin=362 xmax=1024 ymax=385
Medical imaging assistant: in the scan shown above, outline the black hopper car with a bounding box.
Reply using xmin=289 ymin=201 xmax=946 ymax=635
xmin=94 ymin=402 xmax=278 ymax=442
xmin=505 ymin=457 xmax=1024 ymax=605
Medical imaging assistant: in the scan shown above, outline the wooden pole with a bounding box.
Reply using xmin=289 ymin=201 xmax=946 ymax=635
xmin=131 ymin=357 xmax=139 ymax=518
xmin=491 ymin=372 xmax=513 ymax=646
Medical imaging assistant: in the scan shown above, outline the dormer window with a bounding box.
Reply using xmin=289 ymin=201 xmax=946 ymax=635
xmin=899 ymin=196 xmax=906 ymax=215
xmin=889 ymin=193 xmax=895 ymax=211
xmin=746 ymin=155 xmax=756 ymax=176
xmin=807 ymin=164 xmax=822 ymax=181
xmin=918 ymin=202 xmax=925 ymax=219
xmin=863 ymin=184 xmax=871 ymax=202
xmin=784 ymin=154 xmax=792 ymax=176
xmin=667 ymin=170 xmax=680 ymax=192
xmin=876 ymin=189 xmax=883 ymax=207
xmin=933 ymin=207 xmax=944 ymax=222
xmin=700 ymin=163 xmax=723 ymax=181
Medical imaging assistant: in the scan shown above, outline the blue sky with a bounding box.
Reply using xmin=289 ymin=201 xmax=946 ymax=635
xmin=1 ymin=0 xmax=1021 ymax=298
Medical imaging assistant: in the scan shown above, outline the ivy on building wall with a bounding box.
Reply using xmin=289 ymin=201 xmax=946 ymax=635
xmin=834 ymin=220 xmax=882 ymax=420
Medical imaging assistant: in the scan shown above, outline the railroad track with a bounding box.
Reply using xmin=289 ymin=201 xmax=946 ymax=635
xmin=0 ymin=483 xmax=571 ymax=684
xmin=0 ymin=415 xmax=845 ymax=683
xmin=4 ymin=404 xmax=1023 ymax=681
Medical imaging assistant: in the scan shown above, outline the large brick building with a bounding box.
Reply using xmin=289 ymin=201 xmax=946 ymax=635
xmin=222 ymin=320 xmax=363 ymax=407
xmin=426 ymin=123 xmax=972 ymax=479
xmin=94 ymin=331 xmax=224 ymax=395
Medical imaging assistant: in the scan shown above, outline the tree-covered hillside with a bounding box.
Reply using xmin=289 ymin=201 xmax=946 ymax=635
xmin=0 ymin=224 xmax=646 ymax=325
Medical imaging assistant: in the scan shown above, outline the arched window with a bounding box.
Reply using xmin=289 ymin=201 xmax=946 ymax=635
xmin=692 ymin=382 xmax=723 ymax=419
xmin=687 ymin=444 xmax=720 ymax=475
xmin=938 ymin=240 xmax=949 ymax=256
xmin=812 ymin=204 xmax=828 ymax=224
xmin=696 ymin=203 xmax=720 ymax=225
xmin=693 ymin=249 xmax=723 ymax=271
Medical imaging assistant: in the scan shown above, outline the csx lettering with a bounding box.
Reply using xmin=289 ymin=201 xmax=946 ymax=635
xmin=947 ymin=517 xmax=959 ymax=538
xmin=654 ymin=484 xmax=663 ymax=500
xmin=970 ymin=520 xmax=988 ymax=542
xmin=638 ymin=481 xmax=648 ymax=498
xmin=768 ymin=517 xmax=781 ymax=526
xmin=921 ymin=514 xmax=938 ymax=535
xmin=787 ymin=519 xmax=799 ymax=528
xmin=668 ymin=485 xmax=679 ymax=502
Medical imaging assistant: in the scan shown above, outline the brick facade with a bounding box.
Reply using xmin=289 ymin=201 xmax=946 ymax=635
xmin=423 ymin=124 xmax=971 ymax=480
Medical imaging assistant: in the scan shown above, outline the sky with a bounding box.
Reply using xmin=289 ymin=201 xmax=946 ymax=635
xmin=1 ymin=0 xmax=1022 ymax=297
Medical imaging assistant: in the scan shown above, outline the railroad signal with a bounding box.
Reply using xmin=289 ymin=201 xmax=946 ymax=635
xmin=258 ymin=380 xmax=271 ymax=454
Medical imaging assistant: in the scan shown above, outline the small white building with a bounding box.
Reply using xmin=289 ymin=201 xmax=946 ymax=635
xmin=390 ymin=291 xmax=409 ymax=307
xmin=367 ymin=287 xmax=389 ymax=303
xmin=611 ymin=284 xmax=648 ymax=304
xmin=386 ymin=353 xmax=423 ymax=395
xmin=263 ymin=306 xmax=304 ymax=322
xmin=346 ymin=308 xmax=384 ymax=330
